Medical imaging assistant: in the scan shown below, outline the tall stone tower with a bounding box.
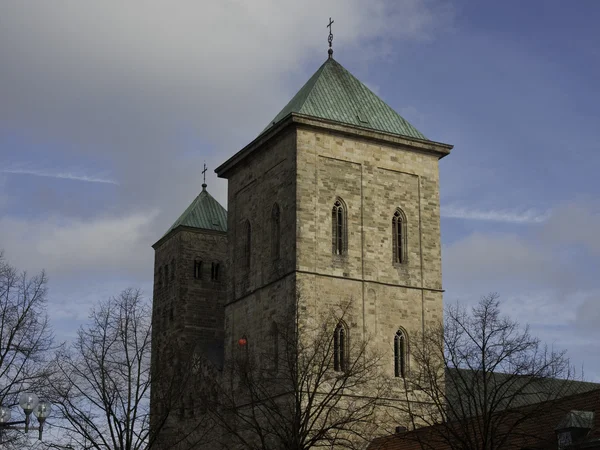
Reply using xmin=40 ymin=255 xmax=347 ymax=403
xmin=215 ymin=55 xmax=452 ymax=429
xmin=150 ymin=182 xmax=227 ymax=447
xmin=151 ymin=54 xmax=452 ymax=448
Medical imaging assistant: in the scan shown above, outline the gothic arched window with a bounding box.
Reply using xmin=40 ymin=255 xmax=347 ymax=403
xmin=332 ymin=198 xmax=347 ymax=256
xmin=271 ymin=203 xmax=281 ymax=260
xmin=244 ymin=220 xmax=252 ymax=268
xmin=394 ymin=329 xmax=408 ymax=378
xmin=334 ymin=322 xmax=348 ymax=372
xmin=392 ymin=209 xmax=407 ymax=264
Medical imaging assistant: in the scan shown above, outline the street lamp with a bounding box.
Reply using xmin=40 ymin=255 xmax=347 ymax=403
xmin=0 ymin=393 xmax=51 ymax=441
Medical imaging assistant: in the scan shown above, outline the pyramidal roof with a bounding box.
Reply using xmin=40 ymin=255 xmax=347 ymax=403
xmin=163 ymin=185 xmax=227 ymax=236
xmin=262 ymin=57 xmax=427 ymax=140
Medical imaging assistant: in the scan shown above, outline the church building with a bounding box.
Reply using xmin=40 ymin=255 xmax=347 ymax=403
xmin=150 ymin=43 xmax=452 ymax=448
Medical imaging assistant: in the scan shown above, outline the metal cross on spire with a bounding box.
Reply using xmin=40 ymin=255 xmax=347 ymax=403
xmin=327 ymin=17 xmax=334 ymax=59
xmin=202 ymin=163 xmax=207 ymax=189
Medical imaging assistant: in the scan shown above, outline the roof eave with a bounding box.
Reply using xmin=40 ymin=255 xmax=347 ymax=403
xmin=152 ymin=224 xmax=227 ymax=250
xmin=215 ymin=113 xmax=296 ymax=179
xmin=216 ymin=113 xmax=452 ymax=178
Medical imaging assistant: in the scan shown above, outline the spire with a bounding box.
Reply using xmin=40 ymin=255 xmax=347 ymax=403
xmin=201 ymin=162 xmax=207 ymax=190
xmin=327 ymin=17 xmax=334 ymax=59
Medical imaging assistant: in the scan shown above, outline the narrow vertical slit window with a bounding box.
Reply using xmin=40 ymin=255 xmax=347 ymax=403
xmin=194 ymin=260 xmax=202 ymax=279
xmin=211 ymin=262 xmax=220 ymax=281
xmin=171 ymin=258 xmax=176 ymax=280
xmin=244 ymin=220 xmax=252 ymax=268
xmin=164 ymin=265 xmax=169 ymax=286
xmin=332 ymin=199 xmax=347 ymax=255
xmin=334 ymin=322 xmax=348 ymax=372
xmin=271 ymin=203 xmax=281 ymax=260
xmin=271 ymin=322 xmax=279 ymax=372
xmin=394 ymin=329 xmax=407 ymax=378
xmin=392 ymin=209 xmax=407 ymax=264
xmin=158 ymin=268 xmax=163 ymax=288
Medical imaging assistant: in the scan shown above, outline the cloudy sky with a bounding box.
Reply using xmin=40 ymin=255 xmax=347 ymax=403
xmin=1 ymin=1 xmax=599 ymax=379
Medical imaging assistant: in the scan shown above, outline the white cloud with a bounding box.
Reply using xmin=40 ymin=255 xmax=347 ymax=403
xmin=0 ymin=210 xmax=158 ymax=276
xmin=441 ymin=205 xmax=549 ymax=224
xmin=1 ymin=167 xmax=118 ymax=185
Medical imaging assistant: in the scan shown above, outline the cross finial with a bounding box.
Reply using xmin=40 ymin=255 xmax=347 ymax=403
xmin=327 ymin=17 xmax=334 ymax=59
xmin=202 ymin=163 xmax=207 ymax=189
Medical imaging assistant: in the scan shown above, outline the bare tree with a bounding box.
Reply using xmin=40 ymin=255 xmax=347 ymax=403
xmin=50 ymin=288 xmax=214 ymax=450
xmin=50 ymin=288 xmax=153 ymax=450
xmin=207 ymin=302 xmax=391 ymax=450
xmin=398 ymin=293 xmax=579 ymax=450
xmin=0 ymin=251 xmax=54 ymax=447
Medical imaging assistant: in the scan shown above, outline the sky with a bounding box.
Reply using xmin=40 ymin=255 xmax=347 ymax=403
xmin=1 ymin=1 xmax=599 ymax=379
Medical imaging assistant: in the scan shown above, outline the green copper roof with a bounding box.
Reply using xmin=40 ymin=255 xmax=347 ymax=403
xmin=164 ymin=185 xmax=227 ymax=235
xmin=263 ymin=57 xmax=427 ymax=140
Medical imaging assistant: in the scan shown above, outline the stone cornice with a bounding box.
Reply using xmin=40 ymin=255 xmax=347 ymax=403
xmin=152 ymin=225 xmax=227 ymax=250
xmin=215 ymin=113 xmax=453 ymax=179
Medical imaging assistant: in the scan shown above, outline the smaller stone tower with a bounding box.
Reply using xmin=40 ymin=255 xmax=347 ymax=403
xmin=150 ymin=182 xmax=227 ymax=447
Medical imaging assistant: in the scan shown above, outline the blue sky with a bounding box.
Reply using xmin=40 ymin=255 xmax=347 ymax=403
xmin=1 ymin=1 xmax=599 ymax=379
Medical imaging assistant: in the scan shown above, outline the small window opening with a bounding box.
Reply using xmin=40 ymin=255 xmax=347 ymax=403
xmin=392 ymin=209 xmax=407 ymax=264
xmin=164 ymin=265 xmax=169 ymax=286
xmin=211 ymin=262 xmax=220 ymax=281
xmin=271 ymin=203 xmax=281 ymax=260
xmin=394 ymin=329 xmax=407 ymax=378
xmin=334 ymin=322 xmax=347 ymax=372
xmin=244 ymin=220 xmax=251 ymax=268
xmin=194 ymin=260 xmax=202 ymax=279
xmin=332 ymin=199 xmax=347 ymax=256
xmin=271 ymin=322 xmax=279 ymax=372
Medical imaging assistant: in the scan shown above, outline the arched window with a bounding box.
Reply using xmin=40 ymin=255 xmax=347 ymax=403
xmin=244 ymin=220 xmax=251 ymax=268
xmin=271 ymin=203 xmax=281 ymax=260
xmin=392 ymin=209 xmax=407 ymax=264
xmin=394 ymin=329 xmax=407 ymax=378
xmin=332 ymin=198 xmax=347 ymax=256
xmin=334 ymin=322 xmax=348 ymax=372
xmin=270 ymin=322 xmax=279 ymax=372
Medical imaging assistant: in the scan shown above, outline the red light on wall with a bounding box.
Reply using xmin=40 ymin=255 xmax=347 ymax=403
xmin=238 ymin=337 xmax=247 ymax=346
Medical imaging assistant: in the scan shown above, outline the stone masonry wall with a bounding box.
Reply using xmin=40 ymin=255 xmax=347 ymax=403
xmin=295 ymin=125 xmax=444 ymax=379
xmin=150 ymin=226 xmax=227 ymax=448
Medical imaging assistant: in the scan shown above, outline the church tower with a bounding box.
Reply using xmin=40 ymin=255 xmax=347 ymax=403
xmin=151 ymin=48 xmax=452 ymax=448
xmin=150 ymin=181 xmax=227 ymax=447
xmin=215 ymin=54 xmax=452 ymax=434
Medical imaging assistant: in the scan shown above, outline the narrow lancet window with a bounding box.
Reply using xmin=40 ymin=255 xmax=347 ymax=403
xmin=271 ymin=203 xmax=281 ymax=260
xmin=394 ymin=329 xmax=407 ymax=378
xmin=244 ymin=220 xmax=252 ymax=268
xmin=271 ymin=322 xmax=279 ymax=372
xmin=211 ymin=262 xmax=220 ymax=281
xmin=334 ymin=322 xmax=348 ymax=372
xmin=392 ymin=209 xmax=407 ymax=264
xmin=332 ymin=199 xmax=347 ymax=255
xmin=194 ymin=260 xmax=202 ymax=279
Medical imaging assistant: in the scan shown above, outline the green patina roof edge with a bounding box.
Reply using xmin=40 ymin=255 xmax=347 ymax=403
xmin=159 ymin=187 xmax=227 ymax=243
xmin=261 ymin=57 xmax=428 ymax=141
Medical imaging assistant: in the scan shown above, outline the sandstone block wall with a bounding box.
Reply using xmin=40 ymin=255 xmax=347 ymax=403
xmin=295 ymin=126 xmax=444 ymax=380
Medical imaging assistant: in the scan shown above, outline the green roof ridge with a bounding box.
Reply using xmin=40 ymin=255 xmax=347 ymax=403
xmin=263 ymin=58 xmax=427 ymax=140
xmin=164 ymin=186 xmax=227 ymax=236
